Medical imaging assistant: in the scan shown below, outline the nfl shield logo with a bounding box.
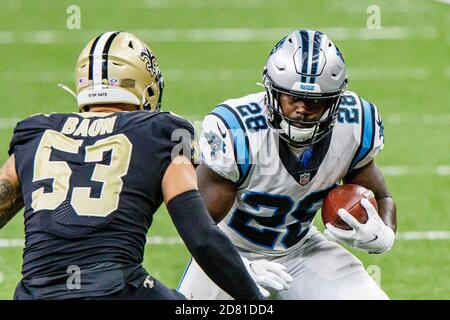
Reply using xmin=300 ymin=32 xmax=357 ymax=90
xmin=299 ymin=172 xmax=310 ymax=186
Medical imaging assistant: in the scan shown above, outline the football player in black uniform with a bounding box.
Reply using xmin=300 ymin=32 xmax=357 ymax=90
xmin=0 ymin=32 xmax=290 ymax=299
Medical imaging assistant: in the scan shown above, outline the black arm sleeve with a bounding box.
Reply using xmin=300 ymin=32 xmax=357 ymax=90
xmin=166 ymin=190 xmax=263 ymax=300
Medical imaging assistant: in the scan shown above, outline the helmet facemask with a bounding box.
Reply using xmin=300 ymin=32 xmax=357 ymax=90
xmin=264 ymin=72 xmax=346 ymax=148
xmin=142 ymin=76 xmax=164 ymax=112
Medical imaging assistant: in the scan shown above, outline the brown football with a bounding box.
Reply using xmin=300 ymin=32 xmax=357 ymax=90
xmin=321 ymin=184 xmax=378 ymax=230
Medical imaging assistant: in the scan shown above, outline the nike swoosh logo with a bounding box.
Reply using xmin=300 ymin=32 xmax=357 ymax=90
xmin=358 ymin=235 xmax=378 ymax=245
xmin=217 ymin=123 xmax=227 ymax=138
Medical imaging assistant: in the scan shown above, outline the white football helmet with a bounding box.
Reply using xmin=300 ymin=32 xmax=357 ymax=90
xmin=263 ymin=29 xmax=347 ymax=148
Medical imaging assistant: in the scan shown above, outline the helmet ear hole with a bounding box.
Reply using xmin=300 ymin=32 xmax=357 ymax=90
xmin=147 ymin=87 xmax=155 ymax=97
xmin=128 ymin=41 xmax=134 ymax=49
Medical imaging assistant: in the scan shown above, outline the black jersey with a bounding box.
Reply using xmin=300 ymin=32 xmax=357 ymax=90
xmin=8 ymin=110 xmax=196 ymax=299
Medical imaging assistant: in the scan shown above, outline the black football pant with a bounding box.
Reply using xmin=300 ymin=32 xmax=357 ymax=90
xmin=97 ymin=276 xmax=186 ymax=300
xmin=14 ymin=275 xmax=187 ymax=300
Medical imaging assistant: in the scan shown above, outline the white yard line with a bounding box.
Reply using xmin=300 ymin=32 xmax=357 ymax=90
xmin=0 ymin=236 xmax=183 ymax=248
xmin=381 ymin=166 xmax=450 ymax=177
xmin=382 ymin=166 xmax=450 ymax=177
xmin=0 ymin=67 xmax=447 ymax=84
xmin=144 ymin=0 xmax=266 ymax=8
xmin=327 ymin=0 xmax=435 ymax=13
xmin=0 ymin=231 xmax=449 ymax=248
xmin=0 ymin=26 xmax=438 ymax=45
xmin=434 ymin=0 xmax=450 ymax=5
xmin=0 ymin=239 xmax=25 ymax=248
xmin=143 ymin=0 xmax=445 ymax=11
xmin=380 ymin=166 xmax=413 ymax=176
xmin=396 ymin=231 xmax=450 ymax=240
xmin=0 ymin=118 xmax=22 ymax=129
xmin=436 ymin=166 xmax=450 ymax=176
xmin=146 ymin=236 xmax=183 ymax=245
xmin=385 ymin=113 xmax=450 ymax=125
xmin=348 ymin=67 xmax=431 ymax=80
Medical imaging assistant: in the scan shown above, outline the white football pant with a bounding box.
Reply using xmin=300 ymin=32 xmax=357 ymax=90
xmin=178 ymin=227 xmax=389 ymax=300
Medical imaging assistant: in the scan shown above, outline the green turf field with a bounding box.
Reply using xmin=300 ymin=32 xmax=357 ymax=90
xmin=0 ymin=0 xmax=449 ymax=300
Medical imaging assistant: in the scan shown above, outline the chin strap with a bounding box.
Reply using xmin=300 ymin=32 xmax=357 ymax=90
xmin=57 ymin=83 xmax=77 ymax=99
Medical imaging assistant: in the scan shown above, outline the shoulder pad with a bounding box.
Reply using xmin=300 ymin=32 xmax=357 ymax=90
xmin=337 ymin=92 xmax=384 ymax=173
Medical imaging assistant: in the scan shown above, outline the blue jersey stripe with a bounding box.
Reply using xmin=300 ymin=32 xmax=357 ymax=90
xmin=350 ymin=98 xmax=375 ymax=169
xmin=210 ymin=104 xmax=251 ymax=183
xmin=176 ymin=256 xmax=193 ymax=291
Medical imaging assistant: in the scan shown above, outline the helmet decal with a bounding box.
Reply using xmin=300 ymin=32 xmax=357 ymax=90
xmin=309 ymin=31 xmax=324 ymax=83
xmin=140 ymin=47 xmax=161 ymax=79
xmin=87 ymin=31 xmax=120 ymax=86
xmin=88 ymin=34 xmax=101 ymax=82
xmin=298 ymin=30 xmax=309 ymax=83
xmin=269 ymin=36 xmax=287 ymax=56
xmin=335 ymin=45 xmax=345 ymax=63
xmin=101 ymin=32 xmax=120 ymax=80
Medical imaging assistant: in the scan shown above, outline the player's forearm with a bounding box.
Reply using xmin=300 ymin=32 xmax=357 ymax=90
xmin=167 ymin=190 xmax=263 ymax=300
xmin=344 ymin=160 xmax=396 ymax=232
xmin=376 ymin=196 xmax=397 ymax=233
xmin=188 ymin=226 xmax=263 ymax=300
xmin=0 ymin=178 xmax=23 ymax=229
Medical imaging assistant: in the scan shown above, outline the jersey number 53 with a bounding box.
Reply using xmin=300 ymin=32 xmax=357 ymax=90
xmin=31 ymin=130 xmax=132 ymax=217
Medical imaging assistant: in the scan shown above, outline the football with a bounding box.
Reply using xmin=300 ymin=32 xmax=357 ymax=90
xmin=321 ymin=184 xmax=378 ymax=230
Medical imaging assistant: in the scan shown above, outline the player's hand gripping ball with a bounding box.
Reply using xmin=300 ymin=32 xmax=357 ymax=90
xmin=321 ymin=184 xmax=378 ymax=230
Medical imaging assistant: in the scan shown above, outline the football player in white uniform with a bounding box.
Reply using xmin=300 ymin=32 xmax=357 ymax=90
xmin=178 ymin=30 xmax=396 ymax=299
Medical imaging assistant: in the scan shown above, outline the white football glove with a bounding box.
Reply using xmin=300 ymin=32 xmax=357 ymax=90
xmin=324 ymin=198 xmax=395 ymax=254
xmin=241 ymin=256 xmax=293 ymax=298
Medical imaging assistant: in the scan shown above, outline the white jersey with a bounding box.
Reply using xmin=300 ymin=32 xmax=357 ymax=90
xmin=199 ymin=91 xmax=384 ymax=256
